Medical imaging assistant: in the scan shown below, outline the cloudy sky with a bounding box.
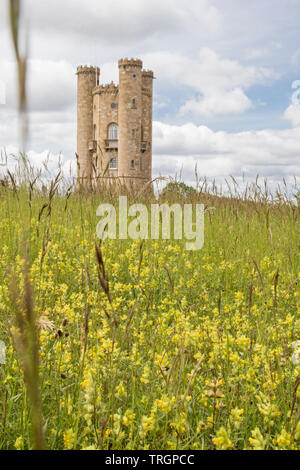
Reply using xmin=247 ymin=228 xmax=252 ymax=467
xmin=0 ymin=0 xmax=300 ymax=188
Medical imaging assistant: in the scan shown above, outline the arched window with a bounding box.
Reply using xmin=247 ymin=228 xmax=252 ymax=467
xmin=108 ymin=123 xmax=118 ymax=140
xmin=131 ymin=160 xmax=135 ymax=169
xmin=109 ymin=157 xmax=118 ymax=170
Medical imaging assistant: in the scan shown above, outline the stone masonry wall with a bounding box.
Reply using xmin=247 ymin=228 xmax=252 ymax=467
xmin=142 ymin=70 xmax=154 ymax=181
xmin=77 ymin=66 xmax=99 ymax=181
xmin=118 ymin=58 xmax=143 ymax=182
xmin=93 ymin=83 xmax=119 ymax=179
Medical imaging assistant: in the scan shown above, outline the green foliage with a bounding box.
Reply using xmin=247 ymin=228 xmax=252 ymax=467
xmin=160 ymin=182 xmax=197 ymax=201
xmin=0 ymin=180 xmax=299 ymax=450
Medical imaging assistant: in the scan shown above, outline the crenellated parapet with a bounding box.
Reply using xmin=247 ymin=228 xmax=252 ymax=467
xmin=118 ymin=58 xmax=143 ymax=69
xmin=77 ymin=65 xmax=100 ymax=75
xmin=93 ymin=82 xmax=119 ymax=95
xmin=142 ymin=70 xmax=154 ymax=79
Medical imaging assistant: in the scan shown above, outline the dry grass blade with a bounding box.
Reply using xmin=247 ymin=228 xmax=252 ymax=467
xmin=136 ymin=176 xmax=167 ymax=199
xmin=289 ymin=375 xmax=300 ymax=425
xmin=95 ymin=242 xmax=118 ymax=327
xmin=7 ymin=170 xmax=19 ymax=199
xmin=252 ymin=257 xmax=265 ymax=290
xmin=182 ymin=354 xmax=205 ymax=402
xmin=38 ymin=203 xmax=48 ymax=222
xmin=9 ymin=0 xmax=28 ymax=147
xmin=137 ymin=239 xmax=145 ymax=279
xmin=164 ymin=264 xmax=174 ymax=293
xmin=273 ymin=268 xmax=280 ymax=314
xmin=95 ymin=242 xmax=110 ymax=301
xmin=83 ymin=306 xmax=90 ymax=355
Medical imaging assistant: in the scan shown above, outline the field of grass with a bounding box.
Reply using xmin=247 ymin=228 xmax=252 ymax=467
xmin=0 ymin=175 xmax=299 ymax=450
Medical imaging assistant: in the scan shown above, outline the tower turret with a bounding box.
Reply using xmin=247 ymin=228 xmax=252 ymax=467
xmin=118 ymin=58 xmax=143 ymax=183
xmin=77 ymin=65 xmax=100 ymax=182
xmin=142 ymin=70 xmax=154 ymax=181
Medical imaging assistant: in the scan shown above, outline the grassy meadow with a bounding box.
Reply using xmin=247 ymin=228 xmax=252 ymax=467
xmin=0 ymin=173 xmax=299 ymax=450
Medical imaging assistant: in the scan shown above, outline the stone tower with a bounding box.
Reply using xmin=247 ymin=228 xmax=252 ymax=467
xmin=141 ymin=70 xmax=154 ymax=181
xmin=76 ymin=58 xmax=154 ymax=188
xmin=77 ymin=66 xmax=100 ymax=181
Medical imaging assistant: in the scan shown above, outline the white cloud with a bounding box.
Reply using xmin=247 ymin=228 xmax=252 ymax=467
xmin=0 ymin=60 xmax=75 ymax=112
xmin=180 ymin=88 xmax=252 ymax=119
xmin=2 ymin=120 xmax=299 ymax=192
xmin=0 ymin=81 xmax=5 ymax=105
xmin=245 ymin=43 xmax=282 ymax=61
xmin=100 ymin=62 xmax=119 ymax=85
xmin=284 ymin=104 xmax=300 ymax=127
xmin=145 ymin=49 xmax=276 ymax=92
xmin=27 ymin=60 xmax=76 ymax=112
xmin=177 ymin=0 xmax=221 ymax=34
xmin=245 ymin=48 xmax=270 ymax=60
xmin=0 ymin=146 xmax=76 ymax=182
xmin=144 ymin=49 xmax=277 ymax=118
xmin=14 ymin=0 xmax=221 ymax=44
xmin=152 ymin=121 xmax=300 ymax=184
xmin=0 ymin=59 xmax=76 ymax=161
xmin=291 ymin=49 xmax=300 ymax=66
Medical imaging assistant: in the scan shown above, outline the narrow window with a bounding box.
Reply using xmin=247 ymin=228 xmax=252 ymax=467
xmin=132 ymin=99 xmax=136 ymax=109
xmin=108 ymin=123 xmax=118 ymax=140
xmin=131 ymin=160 xmax=135 ymax=169
xmin=132 ymin=129 xmax=135 ymax=138
xmin=93 ymin=124 xmax=96 ymax=140
xmin=109 ymin=157 xmax=118 ymax=170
